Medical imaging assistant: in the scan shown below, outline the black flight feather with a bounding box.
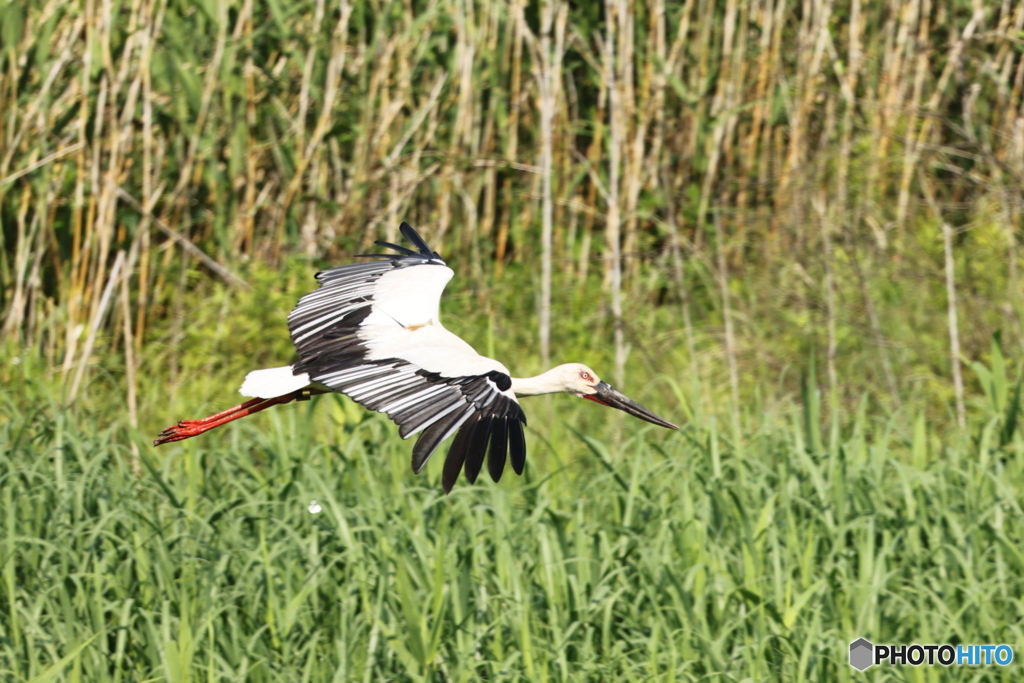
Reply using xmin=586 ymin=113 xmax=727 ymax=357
xmin=463 ymin=419 xmax=492 ymax=484
xmin=443 ymin=418 xmax=477 ymax=493
xmin=509 ymin=419 xmax=527 ymax=475
xmin=374 ymin=240 xmax=419 ymax=255
xmin=400 ymin=222 xmax=437 ymax=256
xmin=411 ymin=407 xmax=469 ymax=474
xmin=488 ymin=418 xmax=508 ymax=483
xmin=395 ymin=397 xmax=463 ymax=439
xmin=355 ymin=223 xmax=443 ymax=261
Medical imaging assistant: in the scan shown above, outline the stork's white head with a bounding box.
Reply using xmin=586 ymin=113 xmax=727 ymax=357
xmin=547 ymin=363 xmax=679 ymax=430
xmin=548 ymin=363 xmax=602 ymax=396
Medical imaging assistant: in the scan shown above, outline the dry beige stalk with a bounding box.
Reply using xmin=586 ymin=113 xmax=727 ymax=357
xmin=68 ymin=250 xmax=125 ymax=403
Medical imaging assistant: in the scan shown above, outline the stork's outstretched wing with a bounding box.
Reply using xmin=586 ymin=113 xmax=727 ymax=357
xmin=287 ymin=222 xmax=527 ymax=491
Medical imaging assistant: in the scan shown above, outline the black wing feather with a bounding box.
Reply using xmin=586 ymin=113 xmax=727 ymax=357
xmin=393 ymin=394 xmax=464 ymax=439
xmin=443 ymin=416 xmax=477 ymax=493
xmin=411 ymin=406 xmax=471 ymax=474
xmin=400 ymin=222 xmax=436 ymax=255
xmin=488 ymin=418 xmax=508 ymax=483
xmin=373 ymin=240 xmax=420 ymax=255
xmin=509 ymin=418 xmax=527 ymax=475
xmin=463 ymin=419 xmax=493 ymax=484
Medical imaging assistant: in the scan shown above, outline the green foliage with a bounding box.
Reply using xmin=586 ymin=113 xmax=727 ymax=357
xmin=2 ymin=359 xmax=1023 ymax=680
xmin=968 ymin=336 xmax=1024 ymax=453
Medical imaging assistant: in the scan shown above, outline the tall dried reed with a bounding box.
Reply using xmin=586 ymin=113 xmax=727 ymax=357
xmin=1 ymin=0 xmax=1021 ymax=420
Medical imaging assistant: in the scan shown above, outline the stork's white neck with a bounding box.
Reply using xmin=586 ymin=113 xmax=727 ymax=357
xmin=510 ymin=368 xmax=572 ymax=397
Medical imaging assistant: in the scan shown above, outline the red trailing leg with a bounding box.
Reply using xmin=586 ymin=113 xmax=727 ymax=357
xmin=154 ymin=393 xmax=299 ymax=445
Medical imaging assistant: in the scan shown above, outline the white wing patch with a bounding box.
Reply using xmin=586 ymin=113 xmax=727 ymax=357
xmin=370 ymin=265 xmax=454 ymax=328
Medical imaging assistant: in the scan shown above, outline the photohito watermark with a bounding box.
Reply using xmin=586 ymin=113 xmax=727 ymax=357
xmin=849 ymin=638 xmax=1014 ymax=671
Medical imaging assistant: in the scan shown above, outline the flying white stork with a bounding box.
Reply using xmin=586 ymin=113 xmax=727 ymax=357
xmin=155 ymin=223 xmax=678 ymax=492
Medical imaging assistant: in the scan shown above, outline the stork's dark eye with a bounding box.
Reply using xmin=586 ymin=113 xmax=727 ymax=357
xmin=580 ymin=371 xmax=591 ymax=381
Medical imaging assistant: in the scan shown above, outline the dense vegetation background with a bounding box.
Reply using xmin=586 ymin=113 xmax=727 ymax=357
xmin=1 ymin=0 xmax=1023 ymax=679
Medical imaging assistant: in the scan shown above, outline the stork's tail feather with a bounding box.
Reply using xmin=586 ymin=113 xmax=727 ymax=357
xmin=239 ymin=366 xmax=311 ymax=399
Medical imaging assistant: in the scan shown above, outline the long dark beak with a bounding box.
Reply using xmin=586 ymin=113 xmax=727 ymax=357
xmin=584 ymin=381 xmax=679 ymax=430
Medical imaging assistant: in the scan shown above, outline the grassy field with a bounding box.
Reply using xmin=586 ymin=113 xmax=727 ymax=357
xmin=3 ymin=346 xmax=1024 ymax=681
xmin=2 ymin=276 xmax=1024 ymax=681
xmin=4 ymin=0 xmax=1024 ymax=679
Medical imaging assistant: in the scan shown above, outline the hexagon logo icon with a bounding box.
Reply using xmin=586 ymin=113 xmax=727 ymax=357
xmin=849 ymin=638 xmax=874 ymax=671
